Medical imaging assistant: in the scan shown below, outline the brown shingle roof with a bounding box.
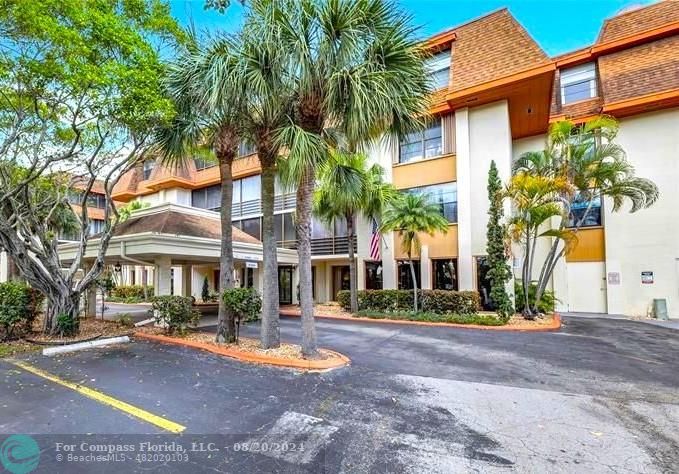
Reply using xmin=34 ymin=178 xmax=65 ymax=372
xmin=111 ymin=210 xmax=261 ymax=245
xmin=598 ymin=34 xmax=679 ymax=103
xmin=597 ymin=1 xmax=679 ymax=43
xmin=450 ymin=9 xmax=550 ymax=92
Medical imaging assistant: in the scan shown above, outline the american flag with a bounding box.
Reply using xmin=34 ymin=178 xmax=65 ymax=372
xmin=369 ymin=217 xmax=380 ymax=261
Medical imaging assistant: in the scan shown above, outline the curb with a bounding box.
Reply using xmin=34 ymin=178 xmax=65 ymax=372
xmin=134 ymin=332 xmax=351 ymax=370
xmin=42 ymin=336 xmax=130 ymax=356
xmin=280 ymin=310 xmax=562 ymax=332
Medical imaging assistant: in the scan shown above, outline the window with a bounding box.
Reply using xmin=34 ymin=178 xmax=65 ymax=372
xmin=241 ymin=175 xmax=261 ymax=202
xmin=311 ymin=217 xmax=333 ymax=239
xmin=399 ymin=121 xmax=442 ymax=164
xmin=397 ymin=261 xmax=420 ymax=290
xmin=240 ymin=267 xmax=255 ymax=288
xmin=192 ymin=184 xmax=221 ymax=211
xmin=239 ymin=217 xmax=261 ymax=240
xmin=405 ymin=182 xmax=457 ymax=223
xmin=283 ymin=212 xmax=296 ymax=241
xmin=568 ymin=194 xmax=602 ymax=227
xmin=238 ymin=141 xmax=256 ymax=157
xmin=433 ymin=258 xmax=458 ymax=290
xmin=425 ymin=49 xmax=451 ymax=90
xmin=194 ymin=156 xmax=216 ymax=171
xmin=560 ymin=63 xmax=597 ymax=105
xmin=88 ymin=219 xmax=106 ymax=236
xmin=365 ymin=261 xmax=383 ymax=290
xmin=86 ymin=193 xmax=106 ymax=209
xmin=142 ymin=160 xmax=155 ymax=180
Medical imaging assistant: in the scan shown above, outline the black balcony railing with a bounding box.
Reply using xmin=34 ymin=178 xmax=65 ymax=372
xmin=278 ymin=236 xmax=356 ymax=256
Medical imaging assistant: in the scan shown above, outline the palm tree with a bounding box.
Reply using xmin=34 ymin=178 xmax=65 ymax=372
xmin=156 ymin=31 xmax=245 ymax=342
xmin=314 ymin=151 xmax=396 ymax=313
xmin=380 ymin=193 xmax=448 ymax=312
xmin=236 ymin=7 xmax=294 ymax=349
xmin=263 ymin=0 xmax=431 ymax=357
xmin=512 ymin=116 xmax=659 ymax=315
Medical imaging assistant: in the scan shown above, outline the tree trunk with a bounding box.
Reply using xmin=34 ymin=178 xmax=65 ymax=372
xmin=346 ymin=213 xmax=358 ymax=314
xmin=46 ymin=291 xmax=80 ymax=336
xmin=216 ymin=150 xmax=236 ymax=343
xmin=408 ymin=253 xmax=418 ymax=313
xmin=142 ymin=267 xmax=148 ymax=300
xmin=522 ymin=227 xmax=534 ymax=319
xmin=296 ymin=167 xmax=319 ymax=358
xmin=260 ymin=156 xmax=280 ymax=348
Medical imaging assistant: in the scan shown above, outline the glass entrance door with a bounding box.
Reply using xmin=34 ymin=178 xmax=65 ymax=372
xmin=278 ymin=266 xmax=293 ymax=305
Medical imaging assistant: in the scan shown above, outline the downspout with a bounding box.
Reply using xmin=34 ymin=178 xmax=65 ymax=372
xmin=120 ymin=241 xmax=153 ymax=267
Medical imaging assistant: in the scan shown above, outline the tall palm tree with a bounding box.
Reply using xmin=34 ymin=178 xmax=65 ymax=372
xmin=237 ymin=5 xmax=294 ymax=349
xmin=156 ymin=31 xmax=245 ymax=342
xmin=265 ymin=0 xmax=431 ymax=357
xmin=313 ymin=151 xmax=396 ymax=313
xmin=513 ymin=116 xmax=659 ymax=314
xmin=380 ymin=193 xmax=448 ymax=312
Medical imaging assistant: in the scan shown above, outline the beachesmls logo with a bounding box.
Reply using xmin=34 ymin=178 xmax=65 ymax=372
xmin=0 ymin=435 xmax=40 ymax=474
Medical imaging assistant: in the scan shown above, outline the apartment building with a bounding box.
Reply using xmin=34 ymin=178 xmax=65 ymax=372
xmin=6 ymin=2 xmax=675 ymax=318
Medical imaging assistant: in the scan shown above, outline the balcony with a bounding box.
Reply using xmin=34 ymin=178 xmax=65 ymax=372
xmin=278 ymin=236 xmax=357 ymax=256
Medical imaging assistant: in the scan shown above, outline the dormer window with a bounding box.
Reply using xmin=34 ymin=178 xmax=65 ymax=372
xmin=425 ymin=49 xmax=451 ymax=90
xmin=560 ymin=62 xmax=597 ymax=105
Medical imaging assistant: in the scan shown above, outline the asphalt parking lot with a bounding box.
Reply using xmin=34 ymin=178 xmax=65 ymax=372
xmin=1 ymin=315 xmax=678 ymax=473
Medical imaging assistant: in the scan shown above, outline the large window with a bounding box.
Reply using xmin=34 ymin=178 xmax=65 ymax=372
xmin=88 ymin=219 xmax=106 ymax=236
xmin=237 ymin=217 xmax=261 ymax=240
xmin=433 ymin=258 xmax=458 ymax=290
xmin=86 ymin=193 xmax=107 ymax=209
xmin=560 ymin=63 xmax=597 ymax=105
xmin=142 ymin=160 xmax=155 ymax=180
xmin=568 ymin=195 xmax=602 ymax=227
xmin=397 ymin=260 xmax=421 ymax=290
xmin=192 ymin=184 xmax=221 ymax=211
xmin=405 ymin=182 xmax=457 ymax=223
xmin=425 ymin=49 xmax=451 ymax=90
xmin=192 ymin=175 xmax=262 ymax=213
xmin=365 ymin=261 xmax=383 ymax=290
xmin=399 ymin=121 xmax=442 ymax=164
xmin=194 ymin=156 xmax=216 ymax=171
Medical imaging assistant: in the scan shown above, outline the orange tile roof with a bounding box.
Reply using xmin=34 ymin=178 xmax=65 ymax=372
xmin=450 ymin=9 xmax=550 ymax=93
xmin=598 ymin=34 xmax=679 ymax=104
xmin=597 ymin=1 xmax=679 ymax=43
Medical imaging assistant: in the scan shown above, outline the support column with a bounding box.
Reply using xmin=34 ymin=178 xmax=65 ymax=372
xmin=455 ymin=108 xmax=474 ymax=290
xmin=181 ymin=265 xmax=192 ymax=297
xmin=154 ymin=256 xmax=172 ymax=296
xmin=83 ymin=261 xmax=97 ymax=318
xmin=420 ymin=245 xmax=432 ymax=290
xmin=0 ymin=251 xmax=8 ymax=283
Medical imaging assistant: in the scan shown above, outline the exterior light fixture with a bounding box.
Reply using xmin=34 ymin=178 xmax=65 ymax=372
xmin=114 ymin=262 xmax=122 ymax=273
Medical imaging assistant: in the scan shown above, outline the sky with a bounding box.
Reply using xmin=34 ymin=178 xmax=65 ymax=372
xmin=168 ymin=0 xmax=658 ymax=57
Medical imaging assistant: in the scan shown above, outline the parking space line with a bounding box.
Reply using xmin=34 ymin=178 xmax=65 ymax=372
xmin=9 ymin=360 xmax=186 ymax=433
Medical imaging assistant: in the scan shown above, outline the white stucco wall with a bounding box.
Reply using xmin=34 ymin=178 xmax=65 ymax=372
xmin=603 ymin=108 xmax=679 ymax=318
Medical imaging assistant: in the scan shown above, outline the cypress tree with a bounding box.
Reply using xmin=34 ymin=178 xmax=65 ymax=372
xmin=486 ymin=161 xmax=514 ymax=321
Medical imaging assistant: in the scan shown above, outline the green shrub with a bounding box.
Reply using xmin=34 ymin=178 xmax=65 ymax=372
xmin=514 ymin=281 xmax=557 ymax=314
xmin=0 ymin=282 xmax=44 ymax=340
xmin=338 ymin=289 xmax=480 ymax=315
xmin=222 ymin=288 xmax=262 ymax=323
xmin=110 ymin=285 xmax=154 ymax=301
xmin=201 ymin=277 xmax=210 ymax=302
xmin=151 ymin=296 xmax=200 ymax=335
xmin=56 ymin=312 xmax=78 ymax=337
xmin=117 ymin=313 xmax=135 ymax=328
xmin=357 ymin=310 xmax=505 ymax=326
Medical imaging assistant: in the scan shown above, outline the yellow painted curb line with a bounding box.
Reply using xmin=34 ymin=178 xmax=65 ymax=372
xmin=10 ymin=360 xmax=185 ymax=434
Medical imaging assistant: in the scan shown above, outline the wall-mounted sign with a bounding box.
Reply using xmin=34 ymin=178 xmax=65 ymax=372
xmin=607 ymin=272 xmax=620 ymax=285
xmin=641 ymin=271 xmax=654 ymax=284
xmin=246 ymin=261 xmax=258 ymax=269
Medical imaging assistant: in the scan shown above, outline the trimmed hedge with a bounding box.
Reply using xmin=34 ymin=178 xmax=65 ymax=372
xmin=357 ymin=310 xmax=504 ymax=326
xmin=337 ymin=289 xmax=480 ymax=315
xmin=111 ymin=285 xmax=154 ymax=301
xmin=0 ymin=281 xmax=44 ymax=340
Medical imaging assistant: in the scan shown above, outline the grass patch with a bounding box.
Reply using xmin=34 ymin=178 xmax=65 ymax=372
xmin=0 ymin=341 xmax=40 ymax=358
xmin=355 ymin=310 xmax=506 ymax=326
